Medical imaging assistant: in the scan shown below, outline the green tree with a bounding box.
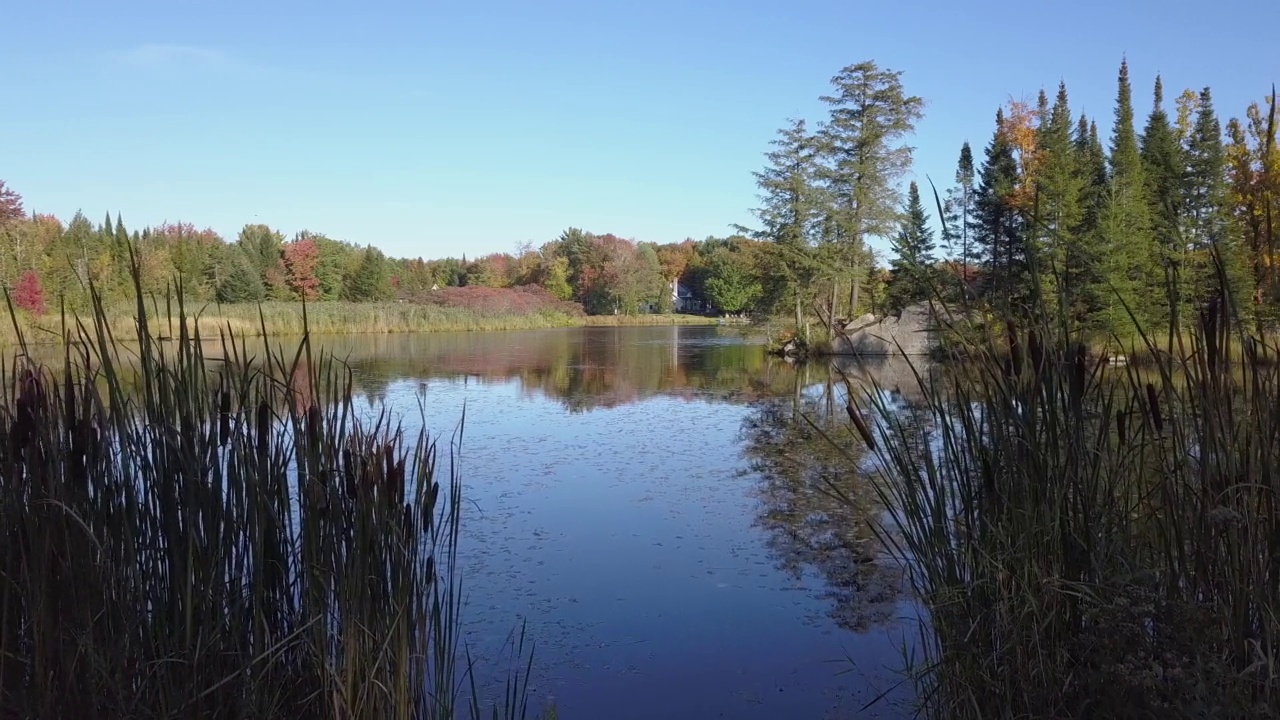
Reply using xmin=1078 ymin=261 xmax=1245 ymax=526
xmin=1068 ymin=115 xmax=1110 ymax=325
xmin=816 ymin=60 xmax=925 ymax=315
xmin=343 ymin=246 xmax=393 ymax=301
xmin=739 ymin=118 xmax=824 ymax=324
xmin=704 ymin=248 xmax=762 ymax=315
xmin=886 ymin=181 xmax=937 ymax=312
xmin=971 ymin=109 xmax=1025 ymax=308
xmin=541 ymin=255 xmax=573 ymax=300
xmin=942 ymin=142 xmax=977 ymax=280
xmin=1140 ymin=75 xmax=1187 ymax=325
xmin=215 ymin=247 xmax=266 ymax=303
xmin=1036 ymin=82 xmax=1086 ymax=320
xmin=1183 ymin=87 xmax=1250 ymax=314
xmin=1097 ymin=58 xmax=1157 ymax=334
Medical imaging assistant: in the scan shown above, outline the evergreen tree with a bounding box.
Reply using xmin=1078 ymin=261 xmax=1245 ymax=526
xmin=816 ymin=60 xmax=925 ymax=314
xmin=971 ymin=109 xmax=1025 ymax=308
xmin=1071 ymin=115 xmax=1110 ymax=323
xmin=739 ymin=118 xmax=823 ymax=322
xmin=1140 ymin=75 xmax=1187 ymax=324
xmin=1184 ymin=87 xmax=1250 ymax=313
xmin=942 ymin=142 xmax=977 ymax=291
xmin=1098 ymin=58 xmax=1157 ymax=334
xmin=1036 ymin=82 xmax=1086 ymax=319
xmin=215 ymin=248 xmax=266 ymax=303
xmin=343 ymin=246 xmax=393 ymax=302
xmin=886 ymin=181 xmax=937 ymax=311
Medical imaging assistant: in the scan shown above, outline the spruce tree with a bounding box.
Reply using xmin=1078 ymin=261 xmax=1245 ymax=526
xmin=1036 ymin=83 xmax=1086 ymax=320
xmin=215 ymin=249 xmax=266 ymax=304
xmin=1184 ymin=87 xmax=1250 ymax=314
xmin=343 ymin=246 xmax=392 ymax=302
xmin=1072 ymin=114 xmax=1110 ymax=322
xmin=887 ymin=181 xmax=937 ymax=312
xmin=1139 ymin=75 xmax=1187 ymax=325
xmin=942 ymin=142 xmax=977 ymax=295
xmin=971 ymin=109 xmax=1025 ymax=309
xmin=1098 ymin=58 xmax=1157 ymax=334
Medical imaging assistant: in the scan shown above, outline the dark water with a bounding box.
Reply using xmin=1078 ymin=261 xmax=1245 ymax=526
xmin=309 ymin=325 xmax=921 ymax=719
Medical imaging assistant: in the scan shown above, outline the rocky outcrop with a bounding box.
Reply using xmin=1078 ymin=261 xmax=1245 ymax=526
xmin=831 ymin=302 xmax=938 ymax=356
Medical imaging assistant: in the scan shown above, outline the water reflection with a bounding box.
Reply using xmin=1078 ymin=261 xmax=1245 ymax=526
xmin=304 ymin=326 xmax=799 ymax=412
xmin=270 ymin=328 xmax=924 ymax=716
xmin=739 ymin=356 xmax=935 ymax=635
xmin=15 ymin=326 xmax=926 ymax=718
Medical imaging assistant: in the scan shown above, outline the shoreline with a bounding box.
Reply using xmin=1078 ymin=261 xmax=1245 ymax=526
xmin=0 ymin=301 xmax=734 ymax=346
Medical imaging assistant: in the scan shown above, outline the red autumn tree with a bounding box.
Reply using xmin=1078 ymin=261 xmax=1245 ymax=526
xmin=282 ymin=238 xmax=322 ymax=300
xmin=13 ymin=270 xmax=46 ymax=315
xmin=0 ymin=180 xmax=24 ymax=224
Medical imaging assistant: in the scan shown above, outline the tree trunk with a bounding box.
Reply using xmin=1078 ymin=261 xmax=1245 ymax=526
xmin=849 ymin=263 xmax=861 ymax=316
xmin=828 ymin=281 xmax=838 ymax=340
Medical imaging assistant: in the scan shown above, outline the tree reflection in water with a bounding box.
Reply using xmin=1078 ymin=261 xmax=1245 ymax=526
xmin=740 ymin=356 xmax=936 ymax=633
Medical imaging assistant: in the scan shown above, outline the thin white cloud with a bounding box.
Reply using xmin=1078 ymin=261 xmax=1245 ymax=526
xmin=118 ymin=43 xmax=228 ymax=69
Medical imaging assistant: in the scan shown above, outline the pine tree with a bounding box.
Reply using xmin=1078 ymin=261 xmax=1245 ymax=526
xmin=739 ymin=118 xmax=824 ymax=323
xmin=816 ymin=60 xmax=925 ymax=314
xmin=1098 ymin=58 xmax=1157 ymax=334
xmin=887 ymin=180 xmax=937 ymax=311
xmin=971 ymin=109 xmax=1025 ymax=309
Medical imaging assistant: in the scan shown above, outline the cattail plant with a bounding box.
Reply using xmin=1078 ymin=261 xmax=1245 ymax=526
xmin=838 ymin=201 xmax=1280 ymax=717
xmin=0 ymin=251 xmax=538 ymax=719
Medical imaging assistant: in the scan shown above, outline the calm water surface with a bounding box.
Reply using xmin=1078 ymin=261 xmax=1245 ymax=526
xmin=310 ymin=325 xmax=920 ymax=719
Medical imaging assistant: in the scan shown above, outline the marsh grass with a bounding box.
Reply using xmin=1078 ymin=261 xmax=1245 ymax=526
xmin=837 ymin=257 xmax=1280 ymax=717
xmin=0 ymin=256 xmax=539 ymax=718
xmin=0 ymin=298 xmax=721 ymax=347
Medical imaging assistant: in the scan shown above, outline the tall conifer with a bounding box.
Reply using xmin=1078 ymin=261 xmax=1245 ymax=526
xmin=1098 ymin=58 xmax=1157 ymax=333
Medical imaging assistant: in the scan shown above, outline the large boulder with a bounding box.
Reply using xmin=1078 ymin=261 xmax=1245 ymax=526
xmin=831 ymin=302 xmax=938 ymax=356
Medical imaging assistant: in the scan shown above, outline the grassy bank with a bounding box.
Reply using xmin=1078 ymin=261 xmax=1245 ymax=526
xmin=1 ymin=299 xmax=722 ymax=345
xmin=842 ymin=294 xmax=1280 ymax=718
xmin=0 ymin=284 xmax=541 ymax=718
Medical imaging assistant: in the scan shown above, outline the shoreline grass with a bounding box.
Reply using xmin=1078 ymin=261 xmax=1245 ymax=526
xmin=0 ymin=269 xmax=542 ymax=718
xmin=840 ymin=286 xmax=1280 ymax=717
xmin=0 ymin=299 xmax=724 ymax=346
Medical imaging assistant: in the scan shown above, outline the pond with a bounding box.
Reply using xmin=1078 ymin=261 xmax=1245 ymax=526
xmin=305 ymin=325 xmax=923 ymax=720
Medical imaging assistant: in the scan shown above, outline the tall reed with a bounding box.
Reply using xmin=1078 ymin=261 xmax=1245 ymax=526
xmin=0 ymin=255 xmax=535 ymax=718
xmin=844 ymin=264 xmax=1280 ymax=717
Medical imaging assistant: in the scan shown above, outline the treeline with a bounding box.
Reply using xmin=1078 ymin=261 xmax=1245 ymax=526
xmin=4 ymin=57 xmax=1272 ymax=333
xmin=0 ymin=182 xmax=774 ymax=317
xmin=739 ymin=57 xmax=1280 ymax=340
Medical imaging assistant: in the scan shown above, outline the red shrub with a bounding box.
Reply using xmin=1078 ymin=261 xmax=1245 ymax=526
xmin=13 ymin=270 xmax=46 ymax=315
xmin=424 ymin=285 xmax=584 ymax=316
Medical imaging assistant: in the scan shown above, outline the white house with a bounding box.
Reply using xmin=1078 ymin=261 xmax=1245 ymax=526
xmin=671 ymin=278 xmax=702 ymax=313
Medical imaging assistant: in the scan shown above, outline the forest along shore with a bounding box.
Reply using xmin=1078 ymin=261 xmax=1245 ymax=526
xmin=0 ymin=300 xmax=727 ymax=346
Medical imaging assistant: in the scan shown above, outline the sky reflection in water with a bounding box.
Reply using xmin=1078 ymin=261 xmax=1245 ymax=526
xmin=312 ymin=325 xmax=920 ymax=720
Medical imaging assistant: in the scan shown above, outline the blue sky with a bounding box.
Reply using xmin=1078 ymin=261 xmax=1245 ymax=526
xmin=3 ymin=0 xmax=1276 ymax=260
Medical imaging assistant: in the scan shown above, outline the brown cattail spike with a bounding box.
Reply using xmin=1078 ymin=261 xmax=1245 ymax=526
xmin=846 ymin=402 xmax=876 ymax=451
xmin=1145 ymin=383 xmax=1163 ymax=433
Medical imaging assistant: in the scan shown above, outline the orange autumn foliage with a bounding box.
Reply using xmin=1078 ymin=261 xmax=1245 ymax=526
xmin=999 ymin=99 xmax=1042 ymax=213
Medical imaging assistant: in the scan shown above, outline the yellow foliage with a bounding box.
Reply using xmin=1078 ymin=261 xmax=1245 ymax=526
xmin=999 ymin=99 xmax=1042 ymax=213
